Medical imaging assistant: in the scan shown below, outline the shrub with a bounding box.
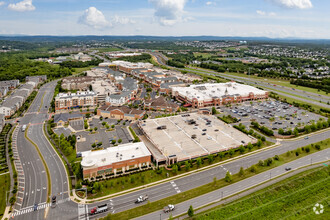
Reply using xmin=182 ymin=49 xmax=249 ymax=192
xmin=250 ymin=165 xmax=257 ymax=173
xmin=225 ymin=171 xmax=233 ymax=183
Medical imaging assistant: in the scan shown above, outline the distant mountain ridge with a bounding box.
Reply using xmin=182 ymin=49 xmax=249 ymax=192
xmin=0 ymin=35 xmax=330 ymax=44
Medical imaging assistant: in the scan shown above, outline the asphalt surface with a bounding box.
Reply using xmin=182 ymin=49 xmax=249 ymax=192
xmin=9 ymin=70 xmax=330 ymax=220
xmin=12 ymin=81 xmax=76 ymax=220
xmin=87 ymin=128 xmax=330 ymax=220
xmin=137 ymin=149 xmax=330 ymax=220
xmin=187 ymin=67 xmax=330 ymax=108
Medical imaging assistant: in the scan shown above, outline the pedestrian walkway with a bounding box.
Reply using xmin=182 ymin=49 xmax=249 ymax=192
xmin=11 ymin=198 xmax=70 ymax=217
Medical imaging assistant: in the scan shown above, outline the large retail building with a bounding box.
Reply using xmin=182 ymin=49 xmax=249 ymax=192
xmin=171 ymin=82 xmax=268 ymax=108
xmin=81 ymin=142 xmax=151 ymax=180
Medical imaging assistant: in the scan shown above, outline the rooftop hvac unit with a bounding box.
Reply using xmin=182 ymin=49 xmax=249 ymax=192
xmin=136 ymin=147 xmax=139 ymax=150
xmin=132 ymin=155 xmax=135 ymax=158
xmin=101 ymin=158 xmax=106 ymax=162
xmin=120 ymin=154 xmax=123 ymax=157
xmin=120 ymin=157 xmax=122 ymax=160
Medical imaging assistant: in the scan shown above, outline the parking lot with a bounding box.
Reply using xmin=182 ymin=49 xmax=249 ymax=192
xmin=76 ymin=125 xmax=133 ymax=153
xmin=140 ymin=113 xmax=256 ymax=162
xmin=219 ymin=100 xmax=326 ymax=135
xmin=69 ymin=120 xmax=84 ymax=131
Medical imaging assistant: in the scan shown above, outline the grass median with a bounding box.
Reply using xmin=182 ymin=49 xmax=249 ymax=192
xmin=25 ymin=125 xmax=51 ymax=203
xmin=101 ymin=138 xmax=330 ymax=220
xmin=195 ymin=166 xmax=330 ymax=220
xmin=0 ymin=173 xmax=10 ymax=217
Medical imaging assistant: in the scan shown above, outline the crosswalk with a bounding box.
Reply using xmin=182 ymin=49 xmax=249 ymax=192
xmin=11 ymin=198 xmax=71 ymax=217
xmin=170 ymin=181 xmax=181 ymax=193
xmin=78 ymin=203 xmax=89 ymax=220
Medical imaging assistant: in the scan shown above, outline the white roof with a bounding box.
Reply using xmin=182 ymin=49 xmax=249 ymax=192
xmin=172 ymin=82 xmax=267 ymax=101
xmin=81 ymin=142 xmax=151 ymax=169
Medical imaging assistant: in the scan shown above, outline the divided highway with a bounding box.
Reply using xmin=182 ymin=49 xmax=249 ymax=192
xmin=12 ymin=81 xmax=73 ymax=220
xmin=86 ymin=129 xmax=330 ymax=219
xmin=10 ymin=77 xmax=330 ymax=220
xmin=137 ymin=149 xmax=330 ymax=220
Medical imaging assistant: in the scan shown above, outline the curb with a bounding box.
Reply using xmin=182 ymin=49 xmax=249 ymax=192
xmin=76 ymin=142 xmax=281 ymax=203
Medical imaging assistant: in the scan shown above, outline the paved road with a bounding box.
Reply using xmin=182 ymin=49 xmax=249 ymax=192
xmin=137 ymin=149 xmax=330 ymax=220
xmin=87 ymin=129 xmax=330 ymax=220
xmin=11 ymin=80 xmax=330 ymax=220
xmin=187 ymin=67 xmax=330 ymax=108
xmin=12 ymin=81 xmax=76 ymax=220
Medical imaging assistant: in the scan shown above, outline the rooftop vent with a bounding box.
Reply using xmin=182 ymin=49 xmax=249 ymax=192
xmin=136 ymin=147 xmax=139 ymax=150
xmin=132 ymin=155 xmax=135 ymax=158
xmin=101 ymin=158 xmax=106 ymax=162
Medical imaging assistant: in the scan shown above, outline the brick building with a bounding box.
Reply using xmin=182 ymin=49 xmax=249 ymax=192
xmin=97 ymin=105 xmax=145 ymax=120
xmin=55 ymin=91 xmax=98 ymax=111
xmin=172 ymin=82 xmax=268 ymax=108
xmin=81 ymin=142 xmax=151 ymax=180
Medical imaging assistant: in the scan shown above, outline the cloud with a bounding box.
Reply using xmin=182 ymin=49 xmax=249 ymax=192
xmin=0 ymin=2 xmax=5 ymax=7
xmin=256 ymin=10 xmax=277 ymax=16
xmin=78 ymin=7 xmax=112 ymax=29
xmin=206 ymin=1 xmax=216 ymax=6
xmin=256 ymin=10 xmax=266 ymax=15
xmin=268 ymin=0 xmax=313 ymax=9
xmin=8 ymin=0 xmax=35 ymax=12
xmin=112 ymin=16 xmax=136 ymax=25
xmin=149 ymin=0 xmax=187 ymax=26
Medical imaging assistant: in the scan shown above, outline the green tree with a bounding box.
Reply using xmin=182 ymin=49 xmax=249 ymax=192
xmin=196 ymin=158 xmax=202 ymax=168
xmin=239 ymin=167 xmax=245 ymax=177
xmin=250 ymin=165 xmax=257 ymax=173
xmin=212 ymin=107 xmax=217 ymax=115
xmin=172 ymin=164 xmax=178 ymax=174
xmin=225 ymin=171 xmax=232 ymax=183
xmin=118 ymin=139 xmax=122 ymax=144
xmin=188 ymin=205 xmax=194 ymax=217
xmin=185 ymin=161 xmax=191 ymax=171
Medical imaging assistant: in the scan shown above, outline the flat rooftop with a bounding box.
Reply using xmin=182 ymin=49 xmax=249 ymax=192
xmin=81 ymin=142 xmax=151 ymax=169
xmin=172 ymin=82 xmax=267 ymax=101
xmin=140 ymin=113 xmax=256 ymax=162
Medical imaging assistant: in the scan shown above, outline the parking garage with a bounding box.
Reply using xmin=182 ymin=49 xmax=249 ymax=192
xmin=139 ymin=113 xmax=257 ymax=165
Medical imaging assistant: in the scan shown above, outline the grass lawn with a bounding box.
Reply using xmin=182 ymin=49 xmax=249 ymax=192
xmin=87 ymin=141 xmax=272 ymax=199
xmin=195 ymin=166 xmax=330 ymax=220
xmin=0 ymin=173 xmax=10 ymax=217
xmin=72 ymin=66 xmax=95 ymax=75
xmin=100 ymin=139 xmax=330 ymax=220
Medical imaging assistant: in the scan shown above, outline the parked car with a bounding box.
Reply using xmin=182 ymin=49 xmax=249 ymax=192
xmin=285 ymin=167 xmax=291 ymax=171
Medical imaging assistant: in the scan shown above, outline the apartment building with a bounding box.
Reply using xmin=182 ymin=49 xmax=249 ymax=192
xmin=55 ymin=91 xmax=98 ymax=111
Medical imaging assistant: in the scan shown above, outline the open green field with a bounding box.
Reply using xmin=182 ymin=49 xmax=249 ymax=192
xmin=96 ymin=47 xmax=123 ymax=52
xmin=195 ymin=166 xmax=330 ymax=220
xmin=101 ymin=139 xmax=330 ymax=220
xmin=72 ymin=66 xmax=95 ymax=75
xmin=193 ymin=52 xmax=214 ymax=59
xmin=0 ymin=173 xmax=10 ymax=217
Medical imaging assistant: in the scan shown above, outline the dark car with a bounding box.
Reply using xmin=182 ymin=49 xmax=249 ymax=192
xmin=202 ymin=129 xmax=207 ymax=131
xmin=285 ymin=167 xmax=291 ymax=171
xmin=34 ymin=203 xmax=38 ymax=211
xmin=202 ymin=133 xmax=206 ymax=135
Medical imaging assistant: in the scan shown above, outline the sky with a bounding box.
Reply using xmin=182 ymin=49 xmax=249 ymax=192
xmin=0 ymin=0 xmax=329 ymax=39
